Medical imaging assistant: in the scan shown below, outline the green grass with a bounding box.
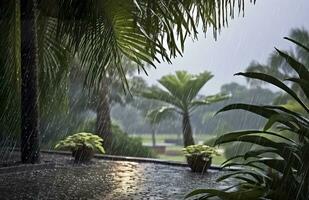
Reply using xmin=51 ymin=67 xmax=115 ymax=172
xmin=131 ymin=133 xmax=215 ymax=145
xmin=157 ymin=154 xmax=226 ymax=166
xmin=130 ymin=133 xmax=226 ymax=166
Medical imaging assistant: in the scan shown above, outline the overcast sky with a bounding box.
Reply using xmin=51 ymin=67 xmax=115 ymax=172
xmin=136 ymin=0 xmax=309 ymax=95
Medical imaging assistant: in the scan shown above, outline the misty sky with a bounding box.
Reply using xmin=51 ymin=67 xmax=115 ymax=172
xmin=137 ymin=0 xmax=309 ymax=95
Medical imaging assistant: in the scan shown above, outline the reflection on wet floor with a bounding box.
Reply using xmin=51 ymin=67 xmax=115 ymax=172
xmin=0 ymin=154 xmax=229 ymax=200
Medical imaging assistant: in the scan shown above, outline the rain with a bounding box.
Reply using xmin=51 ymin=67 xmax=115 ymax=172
xmin=0 ymin=0 xmax=308 ymax=199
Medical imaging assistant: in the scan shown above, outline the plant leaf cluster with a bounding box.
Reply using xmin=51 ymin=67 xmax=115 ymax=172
xmin=183 ymin=144 xmax=221 ymax=158
xmin=55 ymin=132 xmax=105 ymax=154
xmin=186 ymin=38 xmax=309 ymax=200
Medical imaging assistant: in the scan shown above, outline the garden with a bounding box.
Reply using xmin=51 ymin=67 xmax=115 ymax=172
xmin=0 ymin=0 xmax=308 ymax=199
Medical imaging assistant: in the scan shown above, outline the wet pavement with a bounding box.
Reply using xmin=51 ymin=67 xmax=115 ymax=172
xmin=0 ymin=153 xmax=229 ymax=200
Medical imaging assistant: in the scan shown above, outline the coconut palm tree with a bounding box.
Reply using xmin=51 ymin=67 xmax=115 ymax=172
xmin=0 ymin=0 xmax=252 ymax=163
xmin=141 ymin=71 xmax=229 ymax=147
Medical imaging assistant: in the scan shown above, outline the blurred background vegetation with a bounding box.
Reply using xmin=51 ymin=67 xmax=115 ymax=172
xmin=0 ymin=21 xmax=308 ymax=165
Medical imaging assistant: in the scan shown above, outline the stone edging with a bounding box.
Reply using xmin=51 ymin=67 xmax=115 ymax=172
xmin=2 ymin=149 xmax=238 ymax=171
xmin=40 ymin=149 xmax=225 ymax=170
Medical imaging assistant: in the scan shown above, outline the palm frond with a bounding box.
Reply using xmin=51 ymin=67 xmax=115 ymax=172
xmin=146 ymin=106 xmax=179 ymax=124
xmin=141 ymin=86 xmax=185 ymax=110
xmin=37 ymin=0 xmax=254 ymax=87
xmin=190 ymin=93 xmax=229 ymax=111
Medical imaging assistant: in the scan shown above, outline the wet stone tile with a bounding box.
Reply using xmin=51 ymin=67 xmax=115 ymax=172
xmin=0 ymin=155 xmax=229 ymax=200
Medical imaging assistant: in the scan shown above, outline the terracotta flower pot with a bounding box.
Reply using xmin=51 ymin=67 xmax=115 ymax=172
xmin=72 ymin=147 xmax=94 ymax=163
xmin=186 ymin=155 xmax=212 ymax=173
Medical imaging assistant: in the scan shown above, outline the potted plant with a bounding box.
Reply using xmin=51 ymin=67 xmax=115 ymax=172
xmin=183 ymin=144 xmax=220 ymax=173
xmin=55 ymin=132 xmax=105 ymax=163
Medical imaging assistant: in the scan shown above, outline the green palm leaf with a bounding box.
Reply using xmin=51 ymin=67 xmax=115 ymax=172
xmin=236 ymin=72 xmax=309 ymax=112
xmin=146 ymin=106 xmax=179 ymax=124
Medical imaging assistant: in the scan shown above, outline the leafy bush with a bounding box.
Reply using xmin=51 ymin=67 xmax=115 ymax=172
xmin=186 ymin=38 xmax=309 ymax=199
xmin=184 ymin=144 xmax=221 ymax=173
xmin=55 ymin=132 xmax=105 ymax=154
xmin=108 ymin=124 xmax=156 ymax=158
xmin=183 ymin=144 xmax=220 ymax=159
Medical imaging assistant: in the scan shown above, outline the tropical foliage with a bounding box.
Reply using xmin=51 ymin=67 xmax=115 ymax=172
xmin=0 ymin=0 xmax=253 ymax=163
xmin=186 ymin=38 xmax=309 ymax=199
xmin=38 ymin=0 xmax=250 ymax=87
xmin=184 ymin=144 xmax=221 ymax=173
xmin=55 ymin=132 xmax=105 ymax=154
xmin=141 ymin=71 xmax=229 ymax=147
xmin=108 ymin=124 xmax=156 ymax=158
xmin=183 ymin=145 xmax=220 ymax=158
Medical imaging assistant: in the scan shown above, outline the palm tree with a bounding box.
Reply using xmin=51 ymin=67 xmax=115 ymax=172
xmin=1 ymin=1 xmax=69 ymax=163
xmin=141 ymin=71 xmax=228 ymax=147
xmin=0 ymin=0 xmax=252 ymax=163
xmin=146 ymin=106 xmax=177 ymax=147
xmin=96 ymin=76 xmax=113 ymax=150
xmin=19 ymin=0 xmax=40 ymax=163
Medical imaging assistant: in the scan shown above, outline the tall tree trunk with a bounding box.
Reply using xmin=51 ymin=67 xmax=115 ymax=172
xmin=182 ymin=112 xmax=195 ymax=147
xmin=96 ymin=75 xmax=112 ymax=152
xmin=20 ymin=0 xmax=40 ymax=163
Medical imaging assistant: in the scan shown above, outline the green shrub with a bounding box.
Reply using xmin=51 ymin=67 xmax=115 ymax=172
xmin=55 ymin=132 xmax=105 ymax=154
xmin=183 ymin=144 xmax=220 ymax=158
xmin=55 ymin=132 xmax=105 ymax=163
xmin=108 ymin=124 xmax=156 ymax=158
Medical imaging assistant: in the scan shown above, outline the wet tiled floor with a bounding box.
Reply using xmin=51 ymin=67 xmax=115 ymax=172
xmin=0 ymin=153 xmax=229 ymax=200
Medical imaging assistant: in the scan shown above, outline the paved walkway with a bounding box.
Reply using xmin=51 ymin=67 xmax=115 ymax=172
xmin=0 ymin=153 xmax=229 ymax=200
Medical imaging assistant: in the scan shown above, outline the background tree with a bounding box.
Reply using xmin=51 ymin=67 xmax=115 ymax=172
xmin=246 ymin=28 xmax=309 ymax=104
xmin=141 ymin=71 xmax=228 ymax=147
xmin=146 ymin=106 xmax=178 ymax=147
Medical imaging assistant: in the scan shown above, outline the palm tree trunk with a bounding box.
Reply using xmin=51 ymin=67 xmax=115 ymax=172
xmin=20 ymin=0 xmax=40 ymax=163
xmin=96 ymin=75 xmax=112 ymax=152
xmin=182 ymin=112 xmax=195 ymax=147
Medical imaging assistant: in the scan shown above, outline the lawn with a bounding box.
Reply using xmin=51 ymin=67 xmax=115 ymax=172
xmin=131 ymin=133 xmax=215 ymax=145
xmin=157 ymin=145 xmax=226 ymax=166
xmin=131 ymin=133 xmax=226 ymax=166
